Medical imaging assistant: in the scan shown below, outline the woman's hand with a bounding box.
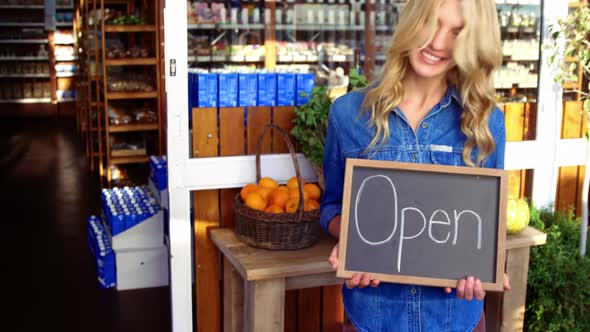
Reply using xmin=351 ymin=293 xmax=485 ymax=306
xmin=444 ymin=273 xmax=511 ymax=301
xmin=329 ymin=243 xmax=380 ymax=289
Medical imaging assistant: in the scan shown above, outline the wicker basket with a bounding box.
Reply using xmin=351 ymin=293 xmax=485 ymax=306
xmin=234 ymin=124 xmax=321 ymax=250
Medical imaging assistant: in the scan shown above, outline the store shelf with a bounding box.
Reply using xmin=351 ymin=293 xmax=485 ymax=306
xmin=276 ymin=54 xmax=352 ymax=63
xmin=109 ymin=123 xmax=159 ymax=133
xmin=55 ymin=56 xmax=78 ymax=61
xmin=110 ymin=155 xmax=150 ymax=165
xmin=0 ymin=98 xmax=51 ymax=104
xmin=57 ymin=22 xmax=74 ymax=27
xmin=0 ymin=5 xmax=44 ymax=9
xmin=103 ymin=25 xmax=156 ymax=32
xmin=275 ymin=24 xmax=364 ymax=31
xmin=188 ymin=23 xmax=265 ymax=30
xmin=105 ymin=58 xmax=157 ymax=66
xmin=54 ymin=41 xmax=75 ymax=45
xmin=0 ymin=73 xmax=50 ymax=78
xmin=0 ymin=39 xmax=48 ymax=44
xmin=58 ymin=98 xmax=77 ymax=103
xmin=56 ymin=72 xmax=77 ymax=78
xmin=0 ymin=56 xmax=49 ymax=61
xmin=187 ymin=55 xmax=265 ymax=63
xmin=56 ymin=5 xmax=74 ymax=10
xmin=107 ymin=91 xmax=158 ymax=100
xmin=0 ymin=22 xmax=45 ymax=27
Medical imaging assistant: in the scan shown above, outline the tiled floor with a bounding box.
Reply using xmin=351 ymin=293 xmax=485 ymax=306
xmin=1 ymin=117 xmax=170 ymax=331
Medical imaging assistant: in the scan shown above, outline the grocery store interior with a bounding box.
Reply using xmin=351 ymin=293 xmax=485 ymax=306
xmin=1 ymin=0 xmax=588 ymax=331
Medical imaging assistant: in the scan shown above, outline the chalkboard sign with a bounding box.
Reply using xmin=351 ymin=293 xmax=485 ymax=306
xmin=337 ymin=159 xmax=508 ymax=291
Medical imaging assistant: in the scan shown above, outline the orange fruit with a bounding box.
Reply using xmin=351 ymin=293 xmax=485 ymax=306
xmin=289 ymin=188 xmax=308 ymax=201
xmin=256 ymin=187 xmax=273 ymax=202
xmin=269 ymin=188 xmax=290 ymax=209
xmin=285 ymin=197 xmax=301 ymax=214
xmin=304 ymin=199 xmax=321 ymax=212
xmin=245 ymin=192 xmax=267 ymax=211
xmin=240 ymin=183 xmax=258 ymax=202
xmin=259 ymin=177 xmax=279 ymax=190
xmin=277 ymin=186 xmax=289 ymax=193
xmin=286 ymin=176 xmax=305 ymax=191
xmin=265 ymin=205 xmax=285 ymax=214
xmin=304 ymin=183 xmax=321 ymax=201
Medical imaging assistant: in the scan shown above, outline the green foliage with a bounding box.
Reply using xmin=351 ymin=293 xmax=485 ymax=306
xmin=291 ymin=71 xmax=368 ymax=167
xmin=524 ymin=207 xmax=590 ymax=332
xmin=547 ymin=4 xmax=590 ymax=116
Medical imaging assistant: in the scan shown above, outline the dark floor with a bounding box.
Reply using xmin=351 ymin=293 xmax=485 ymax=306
xmin=1 ymin=117 xmax=170 ymax=331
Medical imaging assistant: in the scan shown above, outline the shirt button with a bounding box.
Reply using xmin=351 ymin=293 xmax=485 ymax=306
xmin=411 ymin=288 xmax=417 ymax=295
xmin=421 ymin=123 xmax=428 ymax=128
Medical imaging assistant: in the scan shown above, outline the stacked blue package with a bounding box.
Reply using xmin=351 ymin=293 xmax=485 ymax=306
xmin=198 ymin=73 xmax=219 ymax=107
xmin=149 ymin=155 xmax=168 ymax=191
xmin=277 ymin=73 xmax=296 ymax=106
xmin=257 ymin=73 xmax=277 ymax=106
xmin=296 ymin=73 xmax=315 ymax=106
xmin=87 ymin=215 xmax=116 ymax=289
xmin=101 ymin=187 xmax=161 ymax=236
xmin=238 ymin=73 xmax=258 ymax=106
xmin=188 ymin=71 xmax=199 ymax=122
xmin=219 ymin=73 xmax=239 ymax=107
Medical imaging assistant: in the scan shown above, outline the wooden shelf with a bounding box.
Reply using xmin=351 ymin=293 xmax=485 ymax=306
xmin=110 ymin=155 xmax=150 ymax=165
xmin=0 ymin=22 xmax=45 ymax=27
xmin=0 ymin=5 xmax=44 ymax=9
xmin=0 ymin=39 xmax=48 ymax=44
xmin=109 ymin=123 xmax=159 ymax=133
xmin=105 ymin=58 xmax=157 ymax=66
xmin=0 ymin=74 xmax=50 ymax=78
xmin=0 ymin=98 xmax=51 ymax=104
xmin=107 ymin=91 xmax=158 ymax=100
xmin=103 ymin=25 xmax=156 ymax=32
xmin=0 ymin=56 xmax=49 ymax=61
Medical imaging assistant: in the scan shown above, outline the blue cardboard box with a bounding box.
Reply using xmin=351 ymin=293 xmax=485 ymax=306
xmin=197 ymin=73 xmax=218 ymax=107
xmin=257 ymin=73 xmax=277 ymax=106
xmin=238 ymin=73 xmax=258 ymax=107
xmin=296 ymin=73 xmax=315 ymax=106
xmin=277 ymin=73 xmax=296 ymax=106
xmin=219 ymin=73 xmax=239 ymax=107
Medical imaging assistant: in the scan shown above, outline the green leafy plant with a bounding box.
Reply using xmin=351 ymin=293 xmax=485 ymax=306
xmin=525 ymin=207 xmax=590 ymax=331
xmin=546 ymin=4 xmax=590 ymax=256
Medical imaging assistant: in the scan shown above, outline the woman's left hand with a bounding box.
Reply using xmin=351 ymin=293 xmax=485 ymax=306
xmin=444 ymin=273 xmax=511 ymax=301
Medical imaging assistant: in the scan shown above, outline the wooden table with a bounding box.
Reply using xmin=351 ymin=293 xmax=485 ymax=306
xmin=211 ymin=226 xmax=546 ymax=332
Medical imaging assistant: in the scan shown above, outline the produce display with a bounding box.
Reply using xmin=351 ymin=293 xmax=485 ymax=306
xmin=107 ymin=73 xmax=154 ymax=92
xmin=506 ymin=197 xmax=531 ymax=235
xmin=240 ymin=176 xmax=321 ymax=214
xmin=106 ymin=45 xmax=150 ymax=59
xmin=108 ymin=103 xmax=157 ymax=125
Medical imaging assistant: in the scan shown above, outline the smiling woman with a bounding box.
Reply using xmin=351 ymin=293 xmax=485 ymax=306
xmin=321 ymin=0 xmax=509 ymax=331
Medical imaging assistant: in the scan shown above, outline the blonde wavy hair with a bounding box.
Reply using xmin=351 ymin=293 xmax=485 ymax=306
xmin=362 ymin=0 xmax=502 ymax=166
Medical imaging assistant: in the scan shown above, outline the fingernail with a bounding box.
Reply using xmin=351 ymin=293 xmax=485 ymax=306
xmin=468 ymin=276 xmax=474 ymax=284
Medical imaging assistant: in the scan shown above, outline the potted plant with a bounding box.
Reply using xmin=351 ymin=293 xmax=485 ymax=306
xmin=547 ymin=3 xmax=589 ymax=256
xmin=291 ymin=69 xmax=368 ymax=189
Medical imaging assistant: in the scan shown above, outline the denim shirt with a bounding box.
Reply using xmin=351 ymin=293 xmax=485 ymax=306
xmin=320 ymin=86 xmax=506 ymax=332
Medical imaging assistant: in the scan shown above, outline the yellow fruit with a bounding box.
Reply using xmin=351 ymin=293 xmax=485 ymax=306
xmin=259 ymin=177 xmax=279 ymax=190
xmin=285 ymin=197 xmax=300 ymax=213
xmin=303 ymin=183 xmax=321 ymax=201
xmin=286 ymin=176 xmax=305 ymax=191
xmin=506 ymin=198 xmax=530 ymax=235
xmin=256 ymin=187 xmax=273 ymax=202
xmin=240 ymin=183 xmax=258 ymax=202
xmin=304 ymin=199 xmax=321 ymax=212
xmin=265 ymin=205 xmax=285 ymax=214
xmin=245 ymin=192 xmax=267 ymax=211
xmin=269 ymin=188 xmax=290 ymax=209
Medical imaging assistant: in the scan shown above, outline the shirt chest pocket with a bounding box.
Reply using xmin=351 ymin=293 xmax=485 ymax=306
xmin=430 ymin=148 xmax=465 ymax=166
xmin=345 ymin=149 xmax=402 ymax=162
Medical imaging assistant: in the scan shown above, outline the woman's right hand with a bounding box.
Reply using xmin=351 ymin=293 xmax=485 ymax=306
xmin=329 ymin=243 xmax=380 ymax=289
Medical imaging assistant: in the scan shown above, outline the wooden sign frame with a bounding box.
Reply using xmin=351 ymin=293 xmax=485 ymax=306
xmin=337 ymin=159 xmax=508 ymax=292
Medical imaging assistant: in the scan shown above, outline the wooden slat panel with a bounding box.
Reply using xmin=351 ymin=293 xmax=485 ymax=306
xmin=576 ymin=166 xmax=585 ymax=217
xmin=508 ymin=170 xmax=523 ymax=199
xmin=297 ymin=287 xmax=321 ymax=332
xmin=562 ymin=101 xmax=584 ymax=139
xmin=523 ymin=102 xmax=537 ymax=140
xmin=193 ymin=107 xmax=221 ymax=332
xmin=285 ymin=291 xmax=297 ymax=332
xmin=504 ymin=102 xmax=525 ymax=142
xmin=220 ymin=107 xmax=246 ymax=229
xmin=247 ymin=106 xmax=272 ymax=155
xmin=556 ymin=166 xmax=580 ymax=213
xmin=193 ymin=107 xmax=218 ymax=157
xmin=272 ymin=106 xmax=297 ymax=153
xmin=322 ymin=285 xmax=344 ymax=332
